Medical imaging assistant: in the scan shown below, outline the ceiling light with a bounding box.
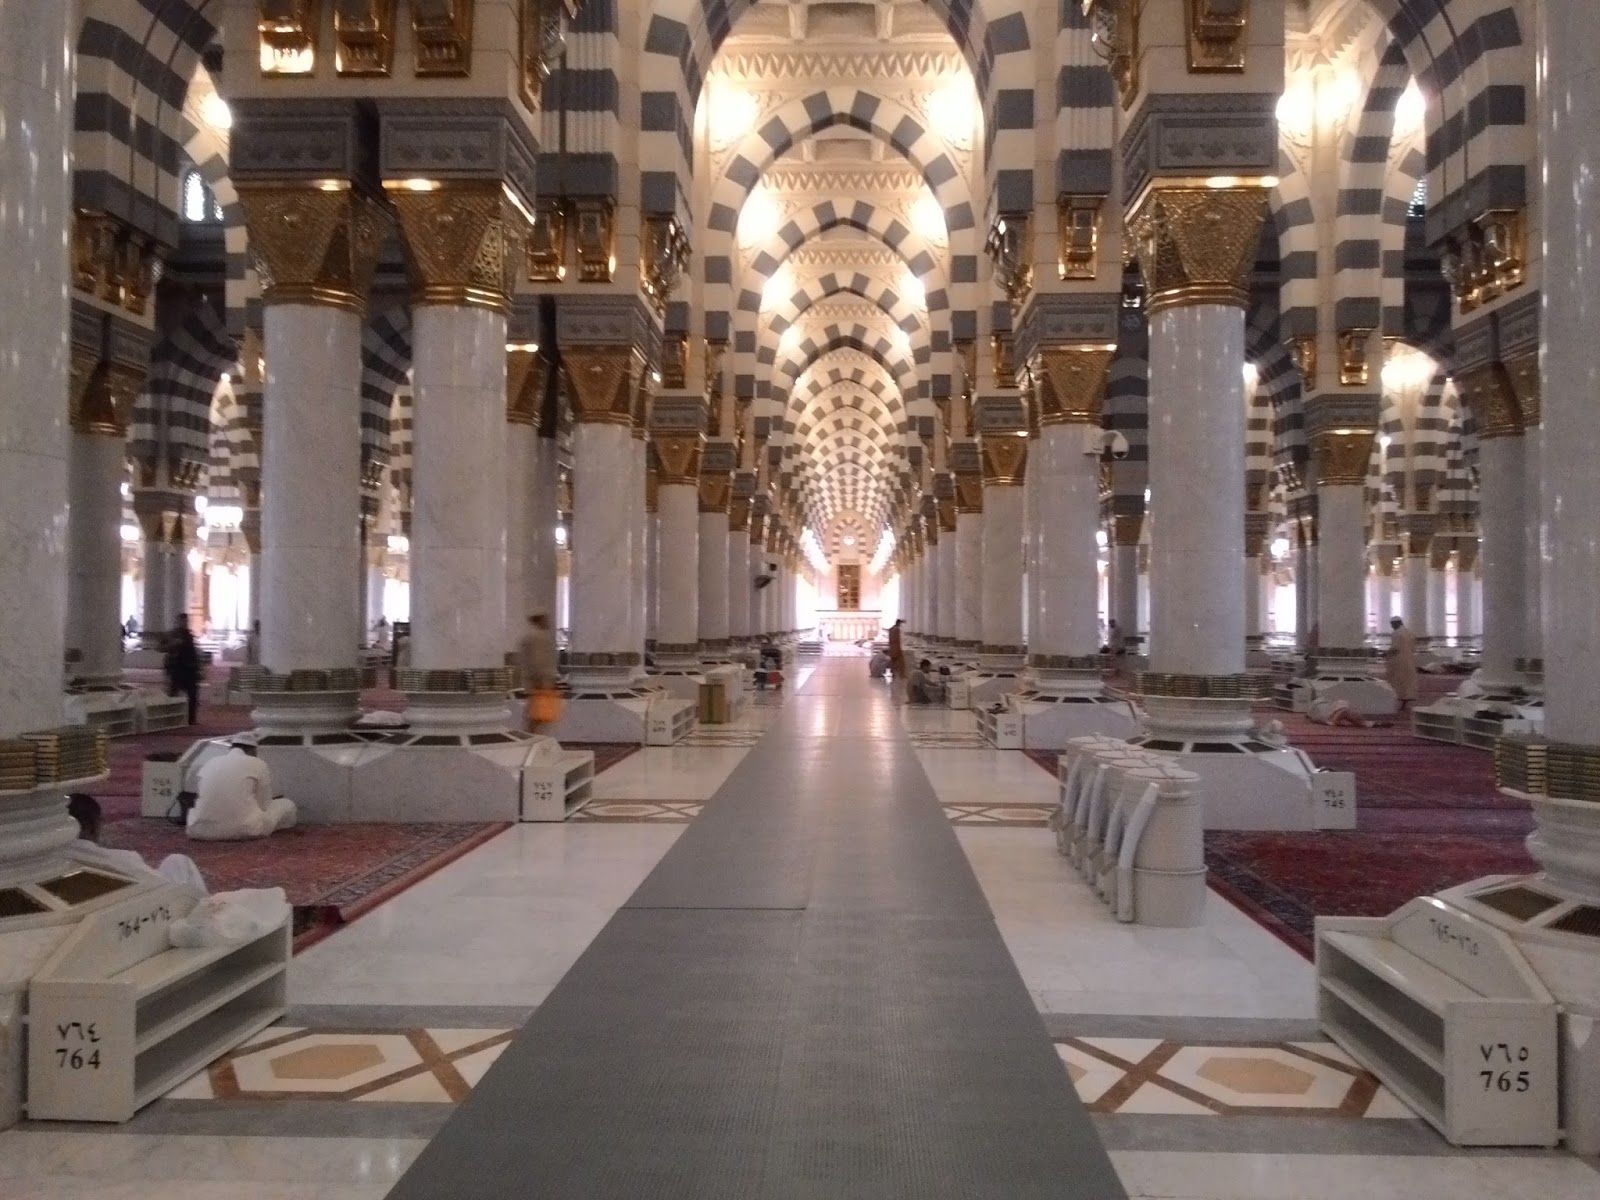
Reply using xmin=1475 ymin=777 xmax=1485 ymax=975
xmin=200 ymin=92 xmax=233 ymax=131
xmin=1394 ymin=79 xmax=1426 ymax=138
xmin=911 ymin=193 xmax=945 ymax=241
xmin=739 ymin=186 xmax=781 ymax=247
xmin=708 ymin=79 xmax=760 ymax=145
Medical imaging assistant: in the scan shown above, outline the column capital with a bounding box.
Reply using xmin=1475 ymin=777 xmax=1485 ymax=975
xmin=1310 ymin=428 xmax=1376 ymax=487
xmin=387 ymin=180 xmax=529 ymax=312
xmin=564 ymin=343 xmax=642 ymax=425
xmin=237 ymin=182 xmax=390 ymax=312
xmin=698 ymin=439 xmax=736 ymax=512
xmin=974 ymin=395 xmax=1029 ymax=486
xmin=1454 ymin=360 xmax=1525 ymax=439
xmin=1033 ymin=343 xmax=1116 ymax=426
xmin=506 ymin=344 xmax=548 ymax=427
xmin=1125 ymin=185 xmax=1270 ymax=313
xmin=1111 ymin=513 xmax=1144 ymax=546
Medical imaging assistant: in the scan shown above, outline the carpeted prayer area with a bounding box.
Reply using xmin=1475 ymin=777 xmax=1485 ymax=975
xmin=1025 ymin=711 xmax=1536 ymax=960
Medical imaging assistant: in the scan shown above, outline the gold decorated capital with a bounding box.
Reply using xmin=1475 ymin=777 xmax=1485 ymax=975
xmin=698 ymin=474 xmax=731 ymax=513
xmin=729 ymin=497 xmax=751 ymax=534
xmin=980 ymin=433 xmax=1028 ymax=486
xmin=1111 ymin=513 xmax=1144 ymax=546
xmin=1310 ymin=428 xmax=1376 ymax=487
xmin=1126 ymin=185 xmax=1270 ymax=313
xmin=1035 ymin=344 xmax=1115 ymax=426
xmin=564 ymin=345 xmax=638 ymax=425
xmin=506 ymin=344 xmax=548 ymax=427
xmin=237 ymin=183 xmax=390 ymax=312
xmin=1454 ymin=361 xmax=1523 ymax=439
xmin=388 ymin=182 xmax=529 ymax=312
xmin=652 ymin=432 xmax=704 ymax=485
xmin=72 ymin=359 xmax=146 ymax=437
xmin=937 ymin=499 xmax=957 ymax=534
xmin=1500 ymin=348 xmax=1541 ymax=428
xmin=953 ymin=471 xmax=984 ymax=514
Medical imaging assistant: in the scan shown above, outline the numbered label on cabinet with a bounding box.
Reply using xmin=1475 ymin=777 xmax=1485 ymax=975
xmin=1313 ymin=772 xmax=1357 ymax=829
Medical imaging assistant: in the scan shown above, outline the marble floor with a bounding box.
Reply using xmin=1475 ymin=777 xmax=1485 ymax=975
xmin=3 ymin=656 xmax=1596 ymax=1197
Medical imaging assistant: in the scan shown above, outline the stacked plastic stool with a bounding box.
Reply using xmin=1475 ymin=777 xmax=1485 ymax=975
xmin=1056 ymin=738 xmax=1205 ymax=926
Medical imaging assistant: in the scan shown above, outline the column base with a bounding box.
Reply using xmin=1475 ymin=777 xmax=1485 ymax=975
xmin=251 ymin=690 xmax=364 ymax=736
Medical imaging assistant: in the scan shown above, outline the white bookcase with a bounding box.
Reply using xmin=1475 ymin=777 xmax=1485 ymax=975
xmin=1316 ymin=897 xmax=1558 ymax=1146
xmin=645 ymin=697 xmax=696 ymax=745
xmin=27 ymin=886 xmax=289 ymax=1122
xmin=520 ymin=751 xmax=597 ymax=821
xmin=975 ymin=705 xmax=1023 ymax=749
xmin=139 ymin=695 xmax=190 ymax=734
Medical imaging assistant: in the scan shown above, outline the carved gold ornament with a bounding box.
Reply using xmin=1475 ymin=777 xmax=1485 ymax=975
xmin=980 ymin=432 xmax=1028 ymax=486
xmin=986 ymin=213 xmax=1034 ymax=315
xmin=333 ymin=0 xmax=396 ymax=75
xmin=1035 ymin=344 xmax=1115 ymax=426
xmin=387 ymin=181 xmax=529 ymax=312
xmin=953 ymin=469 xmax=984 ymax=514
xmin=72 ymin=210 xmax=161 ymax=317
xmin=574 ymin=198 xmax=617 ymax=284
xmin=1337 ymin=328 xmax=1373 ymax=386
xmin=1310 ymin=428 xmax=1376 ymax=487
xmin=527 ymin=199 xmax=569 ymax=282
xmin=1453 ymin=361 xmax=1522 ymax=439
xmin=1499 ymin=347 xmax=1540 ymax=428
xmin=1112 ymin=513 xmax=1144 ymax=546
xmin=563 ymin=345 xmax=637 ymax=426
xmin=506 ymin=343 xmax=547 ymax=427
xmin=1058 ymin=195 xmax=1104 ymax=281
xmin=237 ymin=183 xmax=390 ymax=312
xmin=699 ymin=473 xmax=732 ymax=513
xmin=652 ymin=433 xmax=705 ymax=485
xmin=259 ymin=0 xmax=321 ymax=75
xmin=991 ymin=334 xmax=1016 ymax=389
xmin=1288 ymin=332 xmax=1316 ymax=383
xmin=1081 ymin=0 xmax=1142 ymax=110
xmin=411 ymin=0 xmax=473 ymax=76
xmin=520 ymin=0 xmax=578 ymax=110
xmin=641 ymin=215 xmax=691 ymax=316
xmin=1186 ymin=0 xmax=1249 ymax=73
xmin=1126 ymin=185 xmax=1269 ymax=313
xmin=729 ymin=497 xmax=751 ymax=533
xmin=1440 ymin=208 xmax=1527 ymax=314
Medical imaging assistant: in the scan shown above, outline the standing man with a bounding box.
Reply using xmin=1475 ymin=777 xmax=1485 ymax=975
xmin=163 ymin=614 xmax=203 ymax=725
xmin=518 ymin=613 xmax=561 ymax=730
xmin=1385 ymin=616 xmax=1419 ymax=710
xmin=886 ymin=618 xmax=907 ymax=703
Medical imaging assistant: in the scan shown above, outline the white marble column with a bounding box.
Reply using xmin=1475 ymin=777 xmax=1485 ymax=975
xmin=1243 ymin=555 xmax=1264 ymax=642
xmin=1316 ymin=484 xmax=1367 ymax=649
xmin=1111 ymin=539 xmax=1139 ymax=643
xmin=0 ymin=0 xmax=71 ymax=742
xmin=505 ymin=417 xmax=536 ymax=638
xmin=646 ymin=502 xmax=659 ymax=649
xmin=525 ymin=434 xmax=560 ymax=622
xmin=934 ymin=531 xmax=947 ymax=643
xmin=1456 ymin=562 xmax=1478 ymax=639
xmin=409 ymin=306 xmax=508 ymax=670
xmin=922 ymin=528 xmax=940 ymax=642
xmin=630 ymin=432 xmax=648 ymax=665
xmin=1374 ymin=568 xmax=1394 ymax=631
xmin=749 ymin=530 xmax=766 ymax=638
xmin=1522 ymin=426 xmax=1544 ymax=666
xmin=1293 ymin=535 xmax=1313 ymax=647
xmin=1148 ymin=305 xmax=1246 ymax=677
xmin=1031 ymin=422 xmax=1102 ymax=684
xmin=1427 ymin=557 xmax=1449 ymax=643
xmin=260 ymin=306 xmax=363 ymax=674
xmin=570 ymin=420 xmax=638 ymax=682
xmin=727 ymin=524 xmax=750 ymax=648
xmin=698 ymin=508 xmax=730 ymax=656
xmin=1401 ymin=549 xmax=1430 ymax=640
xmin=1477 ymin=436 xmax=1527 ymax=686
xmin=655 ymin=482 xmax=699 ymax=661
xmin=980 ymin=487 xmax=1025 ymax=661
xmin=66 ymin=430 xmax=128 ymax=683
xmin=956 ymin=511 xmax=982 ymax=647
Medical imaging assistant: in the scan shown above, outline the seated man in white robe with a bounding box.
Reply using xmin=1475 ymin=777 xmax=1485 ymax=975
xmin=67 ymin=794 xmax=207 ymax=892
xmin=188 ymin=738 xmax=297 ymax=841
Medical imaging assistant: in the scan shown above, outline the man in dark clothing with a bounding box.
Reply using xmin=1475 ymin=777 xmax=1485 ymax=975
xmin=164 ymin=615 xmax=203 ymax=725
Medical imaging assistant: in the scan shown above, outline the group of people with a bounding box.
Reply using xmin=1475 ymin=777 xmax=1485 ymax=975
xmin=875 ymin=619 xmax=945 ymax=705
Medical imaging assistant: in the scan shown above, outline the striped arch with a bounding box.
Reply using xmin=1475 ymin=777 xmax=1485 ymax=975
xmin=131 ymin=300 xmax=238 ymax=486
xmin=388 ymin=386 xmax=415 ymax=518
xmin=1103 ymin=307 xmax=1149 ymax=521
xmin=202 ymin=380 xmax=246 ymax=508
xmin=75 ymin=1 xmax=220 ymax=246
xmin=1242 ymin=297 xmax=1307 ymax=493
xmin=1054 ymin=5 xmax=1115 ymax=200
xmin=537 ymin=1 xmax=621 ymax=202
xmin=772 ymin=327 xmax=918 ymax=408
xmin=639 ymin=0 xmax=1026 ymax=237
xmin=1433 ymin=383 xmax=1477 ymax=523
xmin=706 ymin=91 xmax=976 ymax=240
xmin=759 ymin=289 xmax=931 ymax=393
xmin=1360 ymin=0 xmax=1533 ymax=243
xmin=787 ymin=360 xmax=906 ymax=425
xmin=1273 ymin=146 xmax=1319 ymax=338
xmin=798 ymin=413 xmax=897 ymax=465
xmin=762 ymin=274 xmax=931 ymax=352
xmin=178 ymin=66 xmax=255 ymax=341
xmin=791 ymin=386 xmax=904 ymax=451
xmin=361 ymin=308 xmax=413 ymax=480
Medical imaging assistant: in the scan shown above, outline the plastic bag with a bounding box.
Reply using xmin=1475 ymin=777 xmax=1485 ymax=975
xmin=169 ymin=887 xmax=290 ymax=947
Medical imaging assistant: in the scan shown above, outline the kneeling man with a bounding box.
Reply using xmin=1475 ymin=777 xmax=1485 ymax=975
xmin=188 ymin=737 xmax=297 ymax=841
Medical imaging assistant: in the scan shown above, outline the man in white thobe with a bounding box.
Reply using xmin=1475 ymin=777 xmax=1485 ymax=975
xmin=188 ymin=741 xmax=297 ymax=841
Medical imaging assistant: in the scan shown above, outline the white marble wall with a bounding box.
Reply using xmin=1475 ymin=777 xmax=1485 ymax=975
xmin=526 ymin=434 xmax=560 ymax=622
xmin=261 ymin=305 xmax=362 ymax=671
xmin=980 ymin=486 xmax=1025 ymax=650
xmin=1032 ymin=425 xmax=1101 ymax=657
xmin=1539 ymin=0 xmax=1600 ymax=741
xmin=956 ymin=512 xmax=983 ymax=644
xmin=66 ymin=433 xmax=127 ymax=681
xmin=1316 ymin=485 xmax=1366 ymax=647
xmin=570 ymin=421 xmax=636 ymax=657
xmin=0 ymin=0 xmax=71 ymax=736
xmin=656 ymin=484 xmax=699 ymax=648
xmin=505 ymin=420 xmax=535 ymax=637
xmin=1148 ymin=304 xmax=1246 ymax=677
xmin=698 ymin=511 xmax=729 ymax=647
xmin=727 ymin=531 xmax=749 ymax=643
xmin=409 ymin=306 xmax=508 ymax=668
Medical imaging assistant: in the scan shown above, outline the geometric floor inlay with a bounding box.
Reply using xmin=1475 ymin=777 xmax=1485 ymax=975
xmin=570 ymin=800 xmax=705 ymax=823
xmin=909 ymin=732 xmax=991 ymax=749
xmin=1056 ymin=1037 xmax=1419 ymax=1118
xmin=943 ymin=802 xmax=1054 ymax=827
xmin=677 ymin=729 xmax=765 ymax=747
xmin=164 ymin=1026 xmax=516 ymax=1103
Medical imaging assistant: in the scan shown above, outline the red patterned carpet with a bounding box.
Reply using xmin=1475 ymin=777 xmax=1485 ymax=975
xmin=1024 ymin=696 xmax=1537 ymax=959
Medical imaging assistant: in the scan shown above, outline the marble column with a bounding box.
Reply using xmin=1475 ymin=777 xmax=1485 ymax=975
xmin=727 ymin=503 xmax=751 ymax=649
xmin=526 ymin=434 xmax=560 ymax=623
xmin=975 ymin=405 xmax=1027 ymax=667
xmin=134 ymin=507 xmax=187 ymax=645
xmin=563 ymin=345 xmax=644 ymax=688
xmin=698 ymin=461 xmax=732 ymax=658
xmin=1374 ymin=562 xmax=1395 ymax=630
xmin=1293 ymin=529 xmax=1314 ymax=647
xmin=236 ymin=179 xmax=385 ymax=729
xmin=1029 ymin=345 xmax=1114 ymax=690
xmin=938 ymin=514 xmax=959 ymax=642
xmin=748 ymin=519 xmax=766 ymax=639
xmin=66 ymin=411 xmax=131 ymax=684
xmin=1110 ymin=516 xmax=1141 ymax=646
xmin=646 ymin=475 xmax=659 ymax=650
xmin=1401 ymin=535 xmax=1431 ymax=641
xmin=1475 ymin=433 xmax=1526 ymax=686
xmin=631 ymin=428 xmax=649 ymax=666
xmin=504 ymin=344 xmax=541 ymax=639
xmin=649 ymin=403 xmax=706 ymax=665
xmin=1427 ymin=545 xmax=1450 ymax=643
xmin=406 ymin=305 xmax=509 ymax=672
xmin=1312 ymin=465 xmax=1373 ymax=651
xmin=0 ymin=0 xmax=74 ymax=876
xmin=1243 ymin=555 xmax=1263 ymax=642
xmin=955 ymin=506 xmax=983 ymax=649
xmin=1455 ymin=547 xmax=1479 ymax=640
xmin=1129 ymin=186 xmax=1269 ymax=734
